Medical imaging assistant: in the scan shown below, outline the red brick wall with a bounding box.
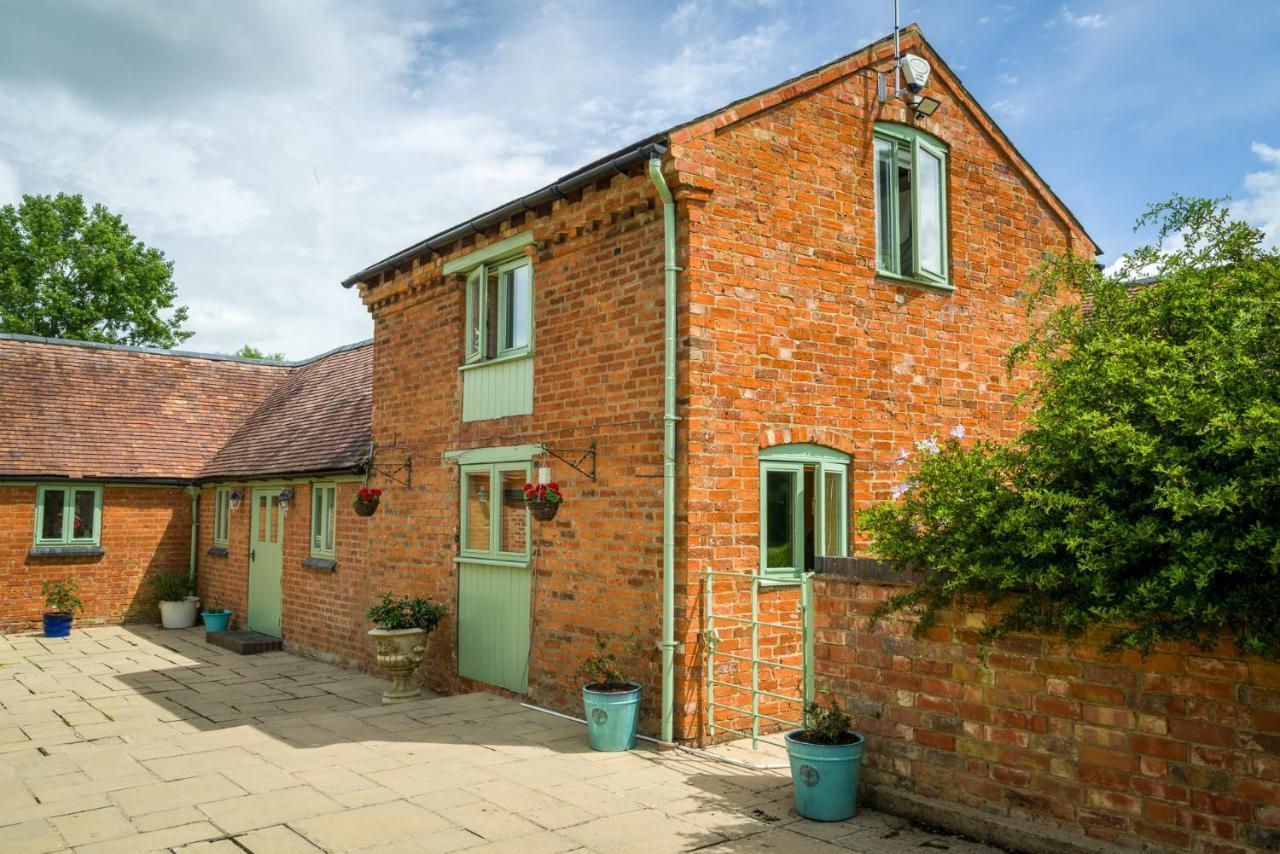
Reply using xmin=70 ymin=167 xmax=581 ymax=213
xmin=816 ymin=576 xmax=1280 ymax=853
xmin=666 ymin=32 xmax=1097 ymax=741
xmin=356 ymin=171 xmax=668 ymax=724
xmin=0 ymin=484 xmax=191 ymax=632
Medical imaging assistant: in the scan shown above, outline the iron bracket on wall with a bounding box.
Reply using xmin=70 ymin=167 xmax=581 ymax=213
xmin=365 ymin=441 xmax=413 ymax=489
xmin=539 ymin=439 xmax=597 ymax=482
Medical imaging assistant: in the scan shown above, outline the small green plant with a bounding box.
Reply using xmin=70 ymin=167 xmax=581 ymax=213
xmin=798 ymin=698 xmax=856 ymax=745
xmin=365 ymin=593 xmax=445 ymax=632
xmin=204 ymin=600 xmax=225 ymax=614
xmin=581 ymin=635 xmax=630 ymax=689
xmin=149 ymin=572 xmax=192 ymax=603
xmin=42 ymin=579 xmax=82 ymax=614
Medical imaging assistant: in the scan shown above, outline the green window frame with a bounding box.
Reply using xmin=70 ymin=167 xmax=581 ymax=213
xmin=459 ymin=461 xmax=531 ymax=564
xmin=213 ymin=487 xmax=230 ymax=547
xmin=759 ymin=445 xmax=850 ymax=583
xmin=34 ymin=484 xmax=103 ymax=547
xmin=310 ymin=483 xmax=337 ymax=557
xmin=463 ymin=256 xmax=533 ymax=365
xmin=874 ymin=122 xmax=950 ymax=288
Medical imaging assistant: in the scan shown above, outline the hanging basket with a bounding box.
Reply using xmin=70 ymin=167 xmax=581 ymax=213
xmin=353 ymin=497 xmax=380 ymax=517
xmin=527 ymin=498 xmax=560 ymax=521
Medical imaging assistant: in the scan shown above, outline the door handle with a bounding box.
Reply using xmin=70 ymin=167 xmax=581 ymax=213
xmin=250 ymin=549 xmax=256 ymax=561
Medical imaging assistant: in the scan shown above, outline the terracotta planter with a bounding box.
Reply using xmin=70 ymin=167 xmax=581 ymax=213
xmin=353 ymin=497 xmax=379 ymax=517
xmin=528 ymin=497 xmax=560 ymax=521
xmin=368 ymin=627 xmax=428 ymax=703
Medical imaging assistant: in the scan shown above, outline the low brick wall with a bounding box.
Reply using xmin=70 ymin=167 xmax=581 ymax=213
xmin=815 ymin=574 xmax=1280 ymax=853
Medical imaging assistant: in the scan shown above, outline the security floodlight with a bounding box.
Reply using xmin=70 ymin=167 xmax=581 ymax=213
xmin=900 ymin=54 xmax=931 ymax=92
xmin=912 ymin=95 xmax=941 ymax=118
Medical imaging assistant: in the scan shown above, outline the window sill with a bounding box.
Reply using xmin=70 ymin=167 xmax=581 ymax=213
xmin=29 ymin=545 xmax=105 ymax=558
xmin=302 ymin=556 xmax=337 ymax=572
xmin=207 ymin=546 xmax=229 ymax=557
xmin=758 ymin=575 xmax=803 ymax=588
xmin=454 ymin=555 xmax=530 ymax=569
xmin=458 ymin=351 xmax=533 ymax=372
xmin=875 ymin=270 xmax=955 ymax=292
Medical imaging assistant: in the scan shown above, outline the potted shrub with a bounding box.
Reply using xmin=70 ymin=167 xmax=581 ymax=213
xmin=366 ymin=592 xmax=446 ymax=703
xmin=201 ymin=601 xmax=233 ymax=633
xmin=151 ymin=572 xmax=200 ymax=629
xmin=353 ymin=486 xmax=382 ymax=517
xmin=41 ymin=579 xmax=82 ymax=638
xmin=581 ymin=636 xmax=642 ymax=751
xmin=522 ymin=480 xmax=562 ymax=521
xmin=785 ymin=698 xmax=866 ymax=821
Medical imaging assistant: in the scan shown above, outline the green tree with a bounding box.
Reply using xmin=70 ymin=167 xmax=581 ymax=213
xmin=0 ymin=193 xmax=191 ymax=347
xmin=862 ymin=196 xmax=1280 ymax=656
xmin=231 ymin=345 xmax=285 ymax=361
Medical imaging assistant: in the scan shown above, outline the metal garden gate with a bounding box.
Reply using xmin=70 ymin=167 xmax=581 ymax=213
xmin=704 ymin=569 xmax=815 ymax=749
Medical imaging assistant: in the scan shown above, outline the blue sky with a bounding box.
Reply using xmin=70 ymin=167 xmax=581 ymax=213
xmin=1 ymin=1 xmax=1277 ymax=356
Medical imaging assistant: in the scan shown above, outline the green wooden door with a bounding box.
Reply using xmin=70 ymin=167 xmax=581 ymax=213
xmin=458 ymin=561 xmax=531 ymax=692
xmin=248 ymin=488 xmax=284 ymax=637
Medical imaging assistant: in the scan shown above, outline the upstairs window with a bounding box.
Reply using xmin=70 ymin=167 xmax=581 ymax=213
xmin=311 ymin=483 xmax=337 ymax=557
xmin=35 ymin=484 xmax=102 ymax=547
xmin=874 ymin=123 xmax=949 ymax=287
xmin=465 ymin=258 xmax=533 ymax=364
xmin=213 ymin=488 xmax=230 ymax=546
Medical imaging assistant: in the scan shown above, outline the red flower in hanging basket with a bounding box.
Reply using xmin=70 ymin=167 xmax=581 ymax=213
xmin=523 ymin=481 xmax=562 ymax=520
xmin=353 ymin=486 xmax=382 ymax=517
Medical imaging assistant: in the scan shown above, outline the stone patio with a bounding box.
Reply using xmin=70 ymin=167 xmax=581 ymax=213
xmin=0 ymin=626 xmax=1002 ymax=853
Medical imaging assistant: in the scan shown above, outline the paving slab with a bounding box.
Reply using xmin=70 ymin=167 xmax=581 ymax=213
xmin=0 ymin=625 xmax=1007 ymax=854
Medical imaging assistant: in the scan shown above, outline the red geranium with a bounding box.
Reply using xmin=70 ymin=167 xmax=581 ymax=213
xmin=356 ymin=486 xmax=382 ymax=503
xmin=522 ymin=482 xmax=562 ymax=504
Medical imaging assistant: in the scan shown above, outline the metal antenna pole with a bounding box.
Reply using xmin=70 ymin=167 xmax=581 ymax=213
xmin=893 ymin=0 xmax=901 ymax=95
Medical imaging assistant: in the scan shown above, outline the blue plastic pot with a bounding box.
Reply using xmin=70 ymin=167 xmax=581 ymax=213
xmin=582 ymin=683 xmax=642 ymax=751
xmin=202 ymin=610 xmax=233 ymax=633
xmin=785 ymin=729 xmax=866 ymax=821
xmin=42 ymin=612 xmax=73 ymax=638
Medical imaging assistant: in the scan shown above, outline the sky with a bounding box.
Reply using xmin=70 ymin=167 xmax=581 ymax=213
xmin=1 ymin=0 xmax=1278 ymax=359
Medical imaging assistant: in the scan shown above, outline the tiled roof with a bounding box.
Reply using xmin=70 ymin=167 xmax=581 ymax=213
xmin=198 ymin=341 xmax=372 ymax=481
xmin=0 ymin=336 xmax=289 ymax=480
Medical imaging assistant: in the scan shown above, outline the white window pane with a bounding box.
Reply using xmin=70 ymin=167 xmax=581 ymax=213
xmin=464 ymin=471 xmax=492 ymax=551
xmin=499 ymin=469 xmax=527 ymax=553
xmin=40 ymin=489 xmax=66 ymax=540
xmin=465 ymin=271 xmax=482 ymax=358
xmin=918 ymin=148 xmax=944 ymax=276
xmin=823 ymin=471 xmax=843 ymax=556
xmin=897 ymin=146 xmax=914 ymax=276
xmin=72 ymin=490 xmax=95 ymax=540
xmin=325 ymin=487 xmax=335 ymax=551
xmin=503 ymin=265 xmax=531 ymax=350
xmin=875 ymin=139 xmax=895 ymax=272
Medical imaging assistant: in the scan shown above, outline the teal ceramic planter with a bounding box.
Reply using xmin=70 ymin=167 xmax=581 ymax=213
xmin=785 ymin=730 xmax=866 ymax=821
xmin=202 ymin=610 xmax=233 ymax=633
xmin=582 ymin=683 xmax=641 ymax=751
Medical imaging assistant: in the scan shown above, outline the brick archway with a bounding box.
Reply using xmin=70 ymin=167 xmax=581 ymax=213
xmin=758 ymin=426 xmax=855 ymax=457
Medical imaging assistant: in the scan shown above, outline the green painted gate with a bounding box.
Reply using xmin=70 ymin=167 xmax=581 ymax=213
xmin=457 ymin=561 xmax=531 ymax=692
xmin=248 ymin=488 xmax=284 ymax=638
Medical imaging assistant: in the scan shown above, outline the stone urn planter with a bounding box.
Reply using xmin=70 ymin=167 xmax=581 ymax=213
xmin=368 ymin=627 xmax=428 ymax=703
xmin=365 ymin=592 xmax=446 ymax=705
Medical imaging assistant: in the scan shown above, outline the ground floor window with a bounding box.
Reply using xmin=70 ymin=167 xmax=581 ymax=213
xmin=213 ymin=487 xmax=230 ymax=546
xmin=310 ymin=483 xmax=336 ymax=557
xmin=35 ymin=484 xmax=102 ymax=547
xmin=760 ymin=444 xmax=849 ymax=581
xmin=460 ymin=461 xmax=531 ymax=563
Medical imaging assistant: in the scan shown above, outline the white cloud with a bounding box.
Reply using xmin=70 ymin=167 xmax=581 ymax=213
xmin=997 ymin=73 xmax=1020 ymax=85
xmin=1234 ymin=142 xmax=1280 ymax=249
xmin=1054 ymin=6 xmax=1109 ymax=30
xmin=0 ymin=159 xmax=19 ymax=204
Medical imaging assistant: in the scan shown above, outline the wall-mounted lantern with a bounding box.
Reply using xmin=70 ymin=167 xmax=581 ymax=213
xmin=229 ymin=489 xmax=244 ymax=511
xmin=278 ymin=487 xmax=295 ymax=515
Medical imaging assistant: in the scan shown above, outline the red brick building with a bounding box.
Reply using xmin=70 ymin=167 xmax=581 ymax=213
xmin=336 ymin=24 xmax=1097 ymax=748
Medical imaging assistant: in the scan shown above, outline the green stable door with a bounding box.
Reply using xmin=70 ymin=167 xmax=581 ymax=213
xmin=248 ymin=489 xmax=284 ymax=637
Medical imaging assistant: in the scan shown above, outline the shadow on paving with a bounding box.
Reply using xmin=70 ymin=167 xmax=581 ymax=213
xmin=0 ymin=624 xmax=1006 ymax=853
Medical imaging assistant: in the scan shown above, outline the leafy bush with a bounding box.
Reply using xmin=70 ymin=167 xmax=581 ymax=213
xmin=862 ymin=197 xmax=1280 ymax=656
xmin=42 ymin=579 xmax=82 ymax=614
xmin=797 ymin=698 xmax=856 ymax=745
xmin=149 ymin=572 xmax=191 ymax=603
xmin=581 ymin=635 xmax=631 ymax=689
xmin=365 ymin=593 xmax=445 ymax=632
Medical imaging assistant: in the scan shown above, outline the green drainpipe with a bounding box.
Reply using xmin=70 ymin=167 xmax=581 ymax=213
xmin=647 ymin=156 xmax=678 ymax=745
xmin=185 ymin=486 xmax=199 ymax=586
